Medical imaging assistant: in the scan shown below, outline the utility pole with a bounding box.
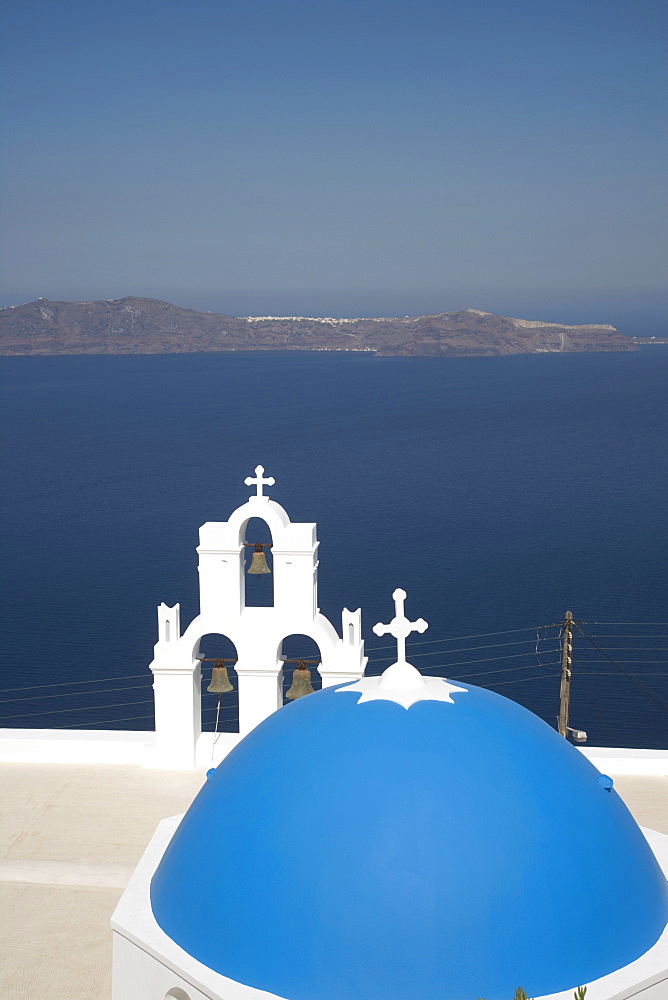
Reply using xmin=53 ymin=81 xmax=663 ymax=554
xmin=557 ymin=611 xmax=574 ymax=738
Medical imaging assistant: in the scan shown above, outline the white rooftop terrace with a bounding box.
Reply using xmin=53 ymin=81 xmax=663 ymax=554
xmin=2 ymin=479 xmax=666 ymax=997
xmin=0 ymin=760 xmax=666 ymax=1000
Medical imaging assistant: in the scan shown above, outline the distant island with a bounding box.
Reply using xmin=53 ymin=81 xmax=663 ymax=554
xmin=0 ymin=297 xmax=638 ymax=357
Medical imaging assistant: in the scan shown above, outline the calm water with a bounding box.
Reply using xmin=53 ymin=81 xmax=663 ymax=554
xmin=1 ymin=349 xmax=667 ymax=747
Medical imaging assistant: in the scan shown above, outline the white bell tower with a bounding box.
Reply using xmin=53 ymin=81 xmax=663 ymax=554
xmin=148 ymin=466 xmax=367 ymax=768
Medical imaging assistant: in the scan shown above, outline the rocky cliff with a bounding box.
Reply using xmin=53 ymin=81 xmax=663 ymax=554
xmin=0 ymin=298 xmax=636 ymax=357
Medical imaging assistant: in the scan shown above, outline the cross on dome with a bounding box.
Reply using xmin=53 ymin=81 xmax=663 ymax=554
xmin=372 ymin=588 xmax=428 ymax=667
xmin=244 ymin=465 xmax=275 ymax=499
xmin=339 ymin=588 xmax=467 ymax=708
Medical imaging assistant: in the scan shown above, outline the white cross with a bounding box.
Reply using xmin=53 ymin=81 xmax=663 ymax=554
xmin=244 ymin=464 xmax=275 ymax=499
xmin=372 ymin=588 xmax=428 ymax=666
xmin=339 ymin=587 xmax=466 ymax=707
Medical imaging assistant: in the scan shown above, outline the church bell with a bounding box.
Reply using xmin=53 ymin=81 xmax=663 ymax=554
xmin=286 ymin=661 xmax=315 ymax=700
xmin=207 ymin=659 xmax=234 ymax=695
xmin=247 ymin=542 xmax=271 ymax=575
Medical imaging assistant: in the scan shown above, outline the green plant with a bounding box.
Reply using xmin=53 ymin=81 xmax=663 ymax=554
xmin=475 ymin=983 xmax=585 ymax=999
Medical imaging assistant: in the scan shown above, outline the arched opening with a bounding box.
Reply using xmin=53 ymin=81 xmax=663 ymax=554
xmin=165 ymin=989 xmax=191 ymax=1000
xmin=197 ymin=633 xmax=239 ymax=733
xmin=243 ymin=516 xmax=274 ymax=608
xmin=279 ymin=634 xmax=323 ymax=705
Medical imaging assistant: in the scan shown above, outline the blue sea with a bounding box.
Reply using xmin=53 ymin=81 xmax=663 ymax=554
xmin=1 ymin=348 xmax=667 ymax=747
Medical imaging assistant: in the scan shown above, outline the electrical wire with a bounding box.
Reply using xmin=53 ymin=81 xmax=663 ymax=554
xmin=5 ymin=619 xmax=667 ymax=730
xmin=0 ymin=683 xmax=152 ymax=706
xmin=0 ymin=645 xmax=561 ymax=710
xmin=567 ymin=658 xmax=668 ymax=665
xmin=493 ymin=674 xmax=561 ymax=687
xmin=53 ymin=713 xmax=156 ymax=730
xmin=0 ymin=698 xmax=156 ymax=722
xmin=371 ymin=645 xmax=548 ymax=662
xmin=424 ymin=661 xmax=561 ymax=680
xmin=589 ymin=634 xmax=668 ymax=639
xmin=366 ymin=624 xmax=550 ymax=652
xmin=368 ymin=637 xmax=543 ymax=659
xmin=535 ymin=625 xmax=557 ymax=672
xmin=580 ymin=648 xmax=668 ymax=662
xmin=574 ymin=624 xmax=668 ymax=715
xmin=413 ymin=648 xmax=560 ymax=670
xmin=567 ymin=671 xmax=668 ymax=677
xmin=582 ymin=622 xmax=668 ymax=626
xmin=2 ymin=653 xmax=565 ymax=722
xmin=573 ymin=659 xmax=668 ymax=664
xmin=2 ymin=697 xmax=238 ymax=731
xmin=570 ymin=664 xmax=668 ymax=672
xmin=0 ymin=672 xmax=149 ymax=695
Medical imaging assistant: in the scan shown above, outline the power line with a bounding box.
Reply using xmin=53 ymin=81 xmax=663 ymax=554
xmin=577 ymin=659 xmax=668 ymax=664
xmin=19 ymin=675 xmax=567 ymax=731
xmin=50 ymin=704 xmax=240 ymax=731
xmin=0 ymin=698 xmax=155 ymax=722
xmin=374 ymin=647 xmax=547 ymax=662
xmin=582 ymin=622 xmax=668 ymax=626
xmin=534 ymin=625 xmax=556 ymax=673
xmin=368 ymin=636 xmax=545 ymax=659
xmin=589 ymin=634 xmax=668 ymax=639
xmin=53 ymin=713 xmax=156 ymax=730
xmin=0 ymin=654 xmax=563 ymax=719
xmin=431 ymin=661 xmax=561 ymax=680
xmin=581 ymin=646 xmax=668 ymax=651
xmin=572 ymin=665 xmax=668 ymax=672
xmin=4 ymin=620 xmax=666 ymax=731
xmin=414 ymin=648 xmax=560 ymax=670
xmin=0 ymin=683 xmax=152 ymax=706
xmin=0 ymin=626 xmax=570 ymax=700
xmin=0 ymin=646 xmax=601 ymax=701
xmin=0 ymin=672 xmax=148 ymax=695
xmin=421 ymin=672 xmax=560 ymax=689
xmin=567 ymin=671 xmax=668 ymax=677
xmin=574 ymin=624 xmax=668 ymax=715
xmin=494 ymin=674 xmax=560 ymax=687
xmin=569 ymin=659 xmax=668 ymax=666
xmin=366 ymin=624 xmax=551 ymax=652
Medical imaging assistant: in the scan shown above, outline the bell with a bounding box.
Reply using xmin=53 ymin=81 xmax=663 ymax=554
xmin=247 ymin=542 xmax=271 ymax=575
xmin=207 ymin=660 xmax=233 ymax=695
xmin=286 ymin=661 xmax=315 ymax=700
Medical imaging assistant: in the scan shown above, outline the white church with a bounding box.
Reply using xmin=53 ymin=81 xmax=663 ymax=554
xmin=111 ymin=467 xmax=668 ymax=1000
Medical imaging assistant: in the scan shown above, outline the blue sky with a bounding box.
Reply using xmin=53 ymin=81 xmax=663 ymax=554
xmin=1 ymin=0 xmax=666 ymax=331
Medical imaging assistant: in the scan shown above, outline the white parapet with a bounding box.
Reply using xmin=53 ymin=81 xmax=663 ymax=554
xmin=577 ymin=747 xmax=668 ymax=776
xmin=1 ymin=729 xmax=667 ymax=777
xmin=0 ymin=728 xmax=153 ymax=765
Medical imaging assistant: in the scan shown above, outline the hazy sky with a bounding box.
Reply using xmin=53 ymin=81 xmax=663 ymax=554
xmin=1 ymin=0 xmax=666 ymax=331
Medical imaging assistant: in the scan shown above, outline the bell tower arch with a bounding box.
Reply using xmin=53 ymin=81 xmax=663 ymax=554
xmin=148 ymin=466 xmax=367 ymax=768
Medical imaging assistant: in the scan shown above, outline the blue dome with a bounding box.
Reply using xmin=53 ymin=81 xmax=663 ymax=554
xmin=151 ymin=681 xmax=667 ymax=1000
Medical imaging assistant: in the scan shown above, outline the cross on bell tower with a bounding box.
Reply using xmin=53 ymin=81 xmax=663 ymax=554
xmin=244 ymin=465 xmax=275 ymax=499
xmin=372 ymin=588 xmax=428 ymax=667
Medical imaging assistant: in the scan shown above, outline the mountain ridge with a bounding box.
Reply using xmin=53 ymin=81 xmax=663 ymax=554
xmin=0 ymin=296 xmax=637 ymax=357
